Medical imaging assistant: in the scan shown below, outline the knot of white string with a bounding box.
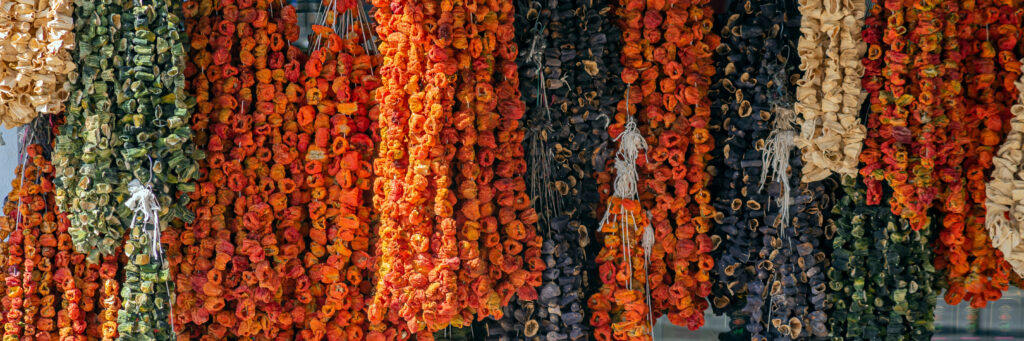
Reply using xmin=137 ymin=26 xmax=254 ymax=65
xmin=125 ymin=179 xmax=162 ymax=259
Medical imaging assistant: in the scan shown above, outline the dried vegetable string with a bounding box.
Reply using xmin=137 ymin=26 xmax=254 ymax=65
xmin=987 ymin=61 xmax=1024 ymax=277
xmin=793 ymin=0 xmax=867 ymax=182
xmin=173 ymin=0 xmax=305 ymax=338
xmin=481 ymin=0 xmax=556 ymax=338
xmin=706 ymin=0 xmax=799 ymax=338
xmin=368 ymin=0 xmax=461 ymax=335
xmin=933 ymin=0 xmax=1020 ymax=307
xmin=0 ymin=0 xmax=76 ymax=128
xmin=859 ymin=0 xmax=1020 ymax=308
xmin=55 ymin=0 xmax=129 ymax=263
xmin=0 ymin=119 xmax=107 ymax=341
xmin=833 ymin=7 xmax=939 ymax=339
xmin=828 ymin=177 xmax=938 ymax=340
xmin=591 ymin=0 xmax=719 ymax=338
xmin=112 ymin=0 xmax=199 ymax=338
xmin=296 ymin=0 xmax=380 ymax=339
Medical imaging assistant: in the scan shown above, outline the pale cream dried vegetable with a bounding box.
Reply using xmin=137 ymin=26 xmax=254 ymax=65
xmin=794 ymin=0 xmax=867 ymax=182
xmin=0 ymin=0 xmax=75 ymax=128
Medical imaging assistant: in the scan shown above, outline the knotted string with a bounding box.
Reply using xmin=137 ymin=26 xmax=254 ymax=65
xmin=597 ymin=85 xmax=655 ymax=338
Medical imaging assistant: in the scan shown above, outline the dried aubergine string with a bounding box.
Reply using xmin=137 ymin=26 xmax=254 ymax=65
xmin=297 ymin=1 xmax=380 ymax=339
xmin=935 ymin=0 xmax=1019 ymax=307
xmin=793 ymin=0 xmax=868 ymax=182
xmin=484 ymin=0 xmax=613 ymax=337
xmin=480 ymin=0 xmax=555 ymax=338
xmin=988 ymin=61 xmax=1024 ymax=277
xmin=727 ymin=1 xmax=833 ymax=337
xmin=707 ymin=0 xmax=791 ymax=338
xmin=113 ymin=0 xmax=198 ymax=338
xmin=55 ymin=0 xmax=128 ymax=263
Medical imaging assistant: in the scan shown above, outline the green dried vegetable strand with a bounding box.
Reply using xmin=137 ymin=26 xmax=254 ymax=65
xmin=828 ymin=175 xmax=936 ymax=341
xmin=57 ymin=0 xmax=133 ymax=263
xmin=114 ymin=0 xmax=197 ymax=340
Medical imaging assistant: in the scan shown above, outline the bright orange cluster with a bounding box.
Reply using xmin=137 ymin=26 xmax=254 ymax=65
xmin=935 ymin=0 xmax=1020 ymax=308
xmin=297 ymin=2 xmax=380 ymax=339
xmin=368 ymin=0 xmax=540 ymax=336
xmin=173 ymin=0 xmax=313 ymax=338
xmin=1 ymin=143 xmax=106 ymax=341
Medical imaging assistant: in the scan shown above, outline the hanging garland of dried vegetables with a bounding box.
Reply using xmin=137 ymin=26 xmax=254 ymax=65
xmin=55 ymin=0 xmax=129 ymax=263
xmin=590 ymin=0 xmax=718 ymax=339
xmin=370 ymin=0 xmax=541 ymax=335
xmin=368 ymin=0 xmax=461 ymax=335
xmin=0 ymin=0 xmax=75 ymax=128
xmin=858 ymin=0 xmax=1020 ymax=308
xmin=988 ymin=62 xmax=1024 ymax=276
xmin=828 ymin=176 xmax=938 ymax=340
xmin=174 ymin=0 xmax=305 ymax=338
xmin=833 ymin=7 xmax=939 ymax=339
xmin=296 ymin=1 xmax=380 ymax=339
xmin=707 ymin=0 xmax=798 ymax=338
xmin=482 ymin=0 xmax=556 ymax=337
xmin=934 ymin=0 xmax=1020 ymax=307
xmin=112 ymin=0 xmax=199 ymax=337
xmin=482 ymin=0 xmax=619 ymax=337
xmin=792 ymin=0 xmax=867 ymax=182
xmin=725 ymin=0 xmax=834 ymax=337
xmin=1 ymin=120 xmax=108 ymax=341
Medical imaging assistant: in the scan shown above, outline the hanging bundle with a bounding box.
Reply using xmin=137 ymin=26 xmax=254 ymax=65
xmin=0 ymin=120 xmax=109 ymax=341
xmin=834 ymin=7 xmax=939 ymax=339
xmin=0 ymin=0 xmax=76 ymax=128
xmin=590 ymin=114 xmax=656 ymax=340
xmin=54 ymin=0 xmax=129 ymax=262
xmin=296 ymin=0 xmax=380 ymax=339
xmin=707 ymin=0 xmax=802 ymax=338
xmin=829 ymin=176 xmax=938 ymax=341
xmin=109 ymin=0 xmax=199 ymax=338
xmin=987 ymin=61 xmax=1024 ymax=277
xmin=792 ymin=0 xmax=868 ymax=182
xmin=173 ymin=0 xmax=305 ymax=338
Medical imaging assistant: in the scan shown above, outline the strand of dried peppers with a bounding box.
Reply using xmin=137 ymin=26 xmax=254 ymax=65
xmin=175 ymin=0 xmax=304 ymax=338
xmin=935 ymin=0 xmax=1019 ymax=307
xmin=297 ymin=1 xmax=380 ymax=339
xmin=2 ymin=120 xmax=107 ymax=341
xmin=369 ymin=0 xmax=461 ymax=335
xmin=793 ymin=0 xmax=868 ymax=182
xmin=834 ymin=6 xmax=939 ymax=339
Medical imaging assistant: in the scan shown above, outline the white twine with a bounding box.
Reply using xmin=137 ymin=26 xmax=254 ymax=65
xmin=596 ymin=85 xmax=655 ymax=337
xmin=125 ymin=179 xmax=162 ymax=260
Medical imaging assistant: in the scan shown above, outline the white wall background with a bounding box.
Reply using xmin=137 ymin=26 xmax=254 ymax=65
xmin=0 ymin=127 xmax=18 ymax=215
